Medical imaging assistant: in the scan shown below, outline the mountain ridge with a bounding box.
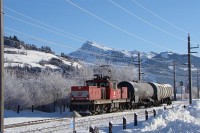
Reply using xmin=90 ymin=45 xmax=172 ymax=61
xmin=68 ymin=41 xmax=200 ymax=85
xmin=69 ymin=41 xmax=158 ymax=63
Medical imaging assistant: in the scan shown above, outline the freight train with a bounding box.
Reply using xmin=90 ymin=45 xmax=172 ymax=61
xmin=70 ymin=74 xmax=173 ymax=115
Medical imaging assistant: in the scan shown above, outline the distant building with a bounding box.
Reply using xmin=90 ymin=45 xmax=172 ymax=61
xmin=176 ymin=86 xmax=185 ymax=100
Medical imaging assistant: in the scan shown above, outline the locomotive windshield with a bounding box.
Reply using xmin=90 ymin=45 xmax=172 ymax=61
xmin=86 ymin=82 xmax=96 ymax=86
xmin=86 ymin=75 xmax=111 ymax=87
xmin=86 ymin=81 xmax=109 ymax=87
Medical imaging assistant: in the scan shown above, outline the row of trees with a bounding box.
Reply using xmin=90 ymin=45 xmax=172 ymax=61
xmin=4 ymin=36 xmax=54 ymax=54
xmin=4 ymin=70 xmax=80 ymax=111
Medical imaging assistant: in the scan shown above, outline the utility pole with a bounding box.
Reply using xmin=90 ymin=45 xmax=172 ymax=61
xmin=188 ymin=34 xmax=199 ymax=104
xmin=188 ymin=34 xmax=192 ymax=104
xmin=197 ymin=68 xmax=199 ymax=99
xmin=0 ymin=0 xmax=4 ymax=132
xmin=173 ymin=61 xmax=176 ymax=101
xmin=138 ymin=52 xmax=141 ymax=81
xmin=133 ymin=52 xmax=142 ymax=82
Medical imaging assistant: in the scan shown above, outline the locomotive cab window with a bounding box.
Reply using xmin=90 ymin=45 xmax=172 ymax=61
xmin=100 ymin=82 xmax=108 ymax=87
xmin=97 ymin=83 xmax=100 ymax=87
xmin=113 ymin=83 xmax=117 ymax=89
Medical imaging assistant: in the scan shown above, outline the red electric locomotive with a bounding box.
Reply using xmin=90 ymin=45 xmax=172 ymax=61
xmin=70 ymin=74 xmax=128 ymax=115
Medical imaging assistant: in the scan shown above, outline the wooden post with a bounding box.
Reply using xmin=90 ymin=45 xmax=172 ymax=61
xmin=184 ymin=105 xmax=186 ymax=108
xmin=89 ymin=125 xmax=94 ymax=133
xmin=123 ymin=116 xmax=126 ymax=129
xmin=17 ymin=105 xmax=20 ymax=114
xmin=109 ymin=121 xmax=112 ymax=133
xmin=42 ymin=105 xmax=45 ymax=112
xmin=32 ymin=105 xmax=34 ymax=112
xmin=153 ymin=109 xmax=156 ymax=117
xmin=73 ymin=117 xmax=76 ymax=133
xmin=53 ymin=101 xmax=56 ymax=112
xmin=134 ymin=113 xmax=137 ymax=126
xmin=63 ymin=105 xmax=65 ymax=112
xmin=60 ymin=104 xmax=62 ymax=114
xmin=164 ymin=106 xmax=166 ymax=110
xmin=94 ymin=126 xmax=99 ymax=133
xmin=145 ymin=110 xmax=148 ymax=120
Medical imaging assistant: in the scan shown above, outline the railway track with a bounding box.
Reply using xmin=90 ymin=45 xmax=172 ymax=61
xmin=4 ymin=101 xmax=189 ymax=133
xmin=4 ymin=118 xmax=67 ymax=129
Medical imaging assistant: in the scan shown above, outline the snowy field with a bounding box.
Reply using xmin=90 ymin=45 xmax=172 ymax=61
xmin=4 ymin=100 xmax=200 ymax=133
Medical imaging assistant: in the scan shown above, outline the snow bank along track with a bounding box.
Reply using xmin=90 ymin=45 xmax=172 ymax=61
xmin=5 ymin=101 xmax=188 ymax=133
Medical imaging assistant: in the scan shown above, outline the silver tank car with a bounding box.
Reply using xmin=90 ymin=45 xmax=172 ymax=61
xmin=117 ymin=81 xmax=154 ymax=102
xmin=148 ymin=82 xmax=173 ymax=101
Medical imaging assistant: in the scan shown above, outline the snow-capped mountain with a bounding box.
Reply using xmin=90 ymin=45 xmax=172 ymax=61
xmin=4 ymin=47 xmax=81 ymax=72
xmin=69 ymin=41 xmax=156 ymax=63
xmin=69 ymin=41 xmax=200 ymax=85
xmin=68 ymin=41 xmax=200 ymax=69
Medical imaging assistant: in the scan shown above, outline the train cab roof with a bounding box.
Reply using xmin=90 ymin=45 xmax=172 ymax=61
xmin=86 ymin=75 xmax=117 ymax=87
xmin=86 ymin=74 xmax=116 ymax=82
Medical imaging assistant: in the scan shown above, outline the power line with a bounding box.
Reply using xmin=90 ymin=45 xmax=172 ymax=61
xmin=5 ymin=27 xmax=75 ymax=50
xmin=3 ymin=8 xmax=149 ymax=57
xmin=5 ymin=3 xmax=186 ymax=55
xmin=4 ymin=6 xmax=127 ymax=52
xmin=4 ymin=6 xmax=86 ymax=42
xmin=65 ymin=0 xmax=185 ymax=54
xmin=131 ymin=0 xmax=199 ymax=44
xmin=5 ymin=14 xmax=84 ymax=43
xmin=5 ymin=1 xmax=199 ymax=60
xmin=131 ymin=0 xmax=188 ymax=34
xmin=108 ymin=0 xmax=187 ymax=43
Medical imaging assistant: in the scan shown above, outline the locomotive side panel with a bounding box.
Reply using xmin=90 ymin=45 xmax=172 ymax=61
xmin=89 ymin=86 xmax=101 ymax=100
xmin=71 ymin=86 xmax=89 ymax=101
xmin=121 ymin=87 xmax=128 ymax=99
xmin=111 ymin=89 xmax=121 ymax=99
xmin=71 ymin=86 xmax=101 ymax=101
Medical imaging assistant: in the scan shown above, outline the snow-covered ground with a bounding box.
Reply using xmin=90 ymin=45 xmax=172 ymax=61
xmin=4 ymin=47 xmax=81 ymax=69
xmin=4 ymin=100 xmax=200 ymax=133
xmin=4 ymin=109 xmax=69 ymax=125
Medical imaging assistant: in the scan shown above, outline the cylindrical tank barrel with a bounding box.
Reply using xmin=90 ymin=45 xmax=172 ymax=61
xmin=117 ymin=81 xmax=154 ymax=101
xmin=148 ymin=82 xmax=173 ymax=100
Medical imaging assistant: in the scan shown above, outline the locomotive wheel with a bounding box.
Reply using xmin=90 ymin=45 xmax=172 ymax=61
xmin=167 ymin=100 xmax=172 ymax=105
xmin=95 ymin=105 xmax=101 ymax=114
xmin=106 ymin=105 xmax=111 ymax=113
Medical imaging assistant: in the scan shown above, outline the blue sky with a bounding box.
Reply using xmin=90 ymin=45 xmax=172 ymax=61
xmin=3 ymin=0 xmax=200 ymax=55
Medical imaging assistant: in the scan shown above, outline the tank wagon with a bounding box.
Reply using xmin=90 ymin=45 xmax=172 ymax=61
xmin=117 ymin=81 xmax=173 ymax=108
xmin=70 ymin=75 xmax=173 ymax=115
